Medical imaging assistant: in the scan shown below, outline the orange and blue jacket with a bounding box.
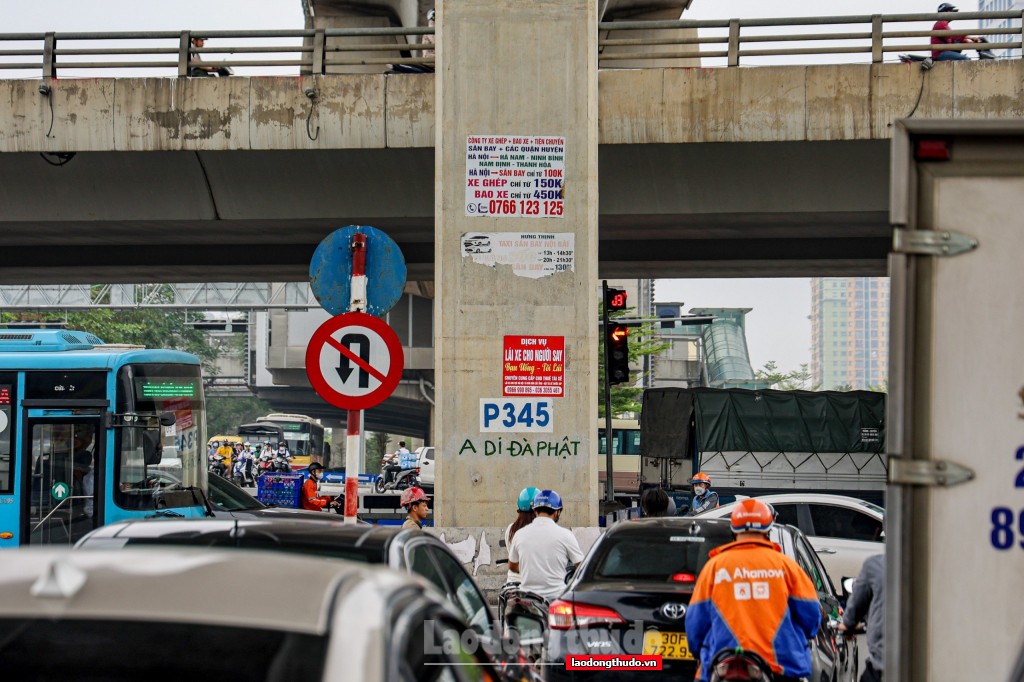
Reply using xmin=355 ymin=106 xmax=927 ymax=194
xmin=300 ymin=477 xmax=331 ymax=511
xmin=684 ymin=537 xmax=820 ymax=680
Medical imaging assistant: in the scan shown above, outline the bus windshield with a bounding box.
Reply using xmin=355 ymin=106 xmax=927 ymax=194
xmin=115 ymin=364 xmax=205 ymax=510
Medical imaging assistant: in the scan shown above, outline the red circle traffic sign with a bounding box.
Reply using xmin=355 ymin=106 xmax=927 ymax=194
xmin=305 ymin=312 xmax=404 ymax=411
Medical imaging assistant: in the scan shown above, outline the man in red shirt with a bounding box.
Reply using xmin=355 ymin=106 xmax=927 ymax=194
xmin=932 ymin=4 xmax=976 ymax=61
xmin=300 ymin=462 xmax=338 ymax=511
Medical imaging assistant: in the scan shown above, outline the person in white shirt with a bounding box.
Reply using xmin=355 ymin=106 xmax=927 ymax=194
xmin=507 ymin=489 xmax=584 ymax=602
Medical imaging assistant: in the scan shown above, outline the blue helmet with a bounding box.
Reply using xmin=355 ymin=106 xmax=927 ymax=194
xmin=531 ymin=489 xmax=563 ymax=511
xmin=517 ymin=486 xmax=540 ymax=512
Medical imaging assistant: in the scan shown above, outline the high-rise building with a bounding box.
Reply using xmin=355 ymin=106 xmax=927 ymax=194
xmin=978 ymin=0 xmax=1022 ymax=58
xmin=810 ymin=278 xmax=889 ymax=390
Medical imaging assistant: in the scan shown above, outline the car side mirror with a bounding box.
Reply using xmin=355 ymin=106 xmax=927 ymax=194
xmin=142 ymin=430 xmax=163 ymax=466
xmin=842 ymin=577 xmax=855 ymax=598
xmin=159 ymin=412 xmax=176 ymax=427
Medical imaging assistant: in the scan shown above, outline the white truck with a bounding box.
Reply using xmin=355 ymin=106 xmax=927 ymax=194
xmin=887 ymin=120 xmax=1024 ymax=680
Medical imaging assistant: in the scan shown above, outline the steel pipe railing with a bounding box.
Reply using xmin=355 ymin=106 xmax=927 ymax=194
xmin=0 ymin=10 xmax=1020 ymax=78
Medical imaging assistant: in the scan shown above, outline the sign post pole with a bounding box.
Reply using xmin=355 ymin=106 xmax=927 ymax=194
xmin=344 ymin=233 xmax=368 ymax=523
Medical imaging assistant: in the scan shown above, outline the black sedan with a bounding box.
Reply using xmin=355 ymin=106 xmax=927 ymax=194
xmin=542 ymin=517 xmax=855 ymax=682
xmin=77 ymin=518 xmax=534 ymax=681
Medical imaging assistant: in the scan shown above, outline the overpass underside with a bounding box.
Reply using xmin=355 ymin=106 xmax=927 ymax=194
xmin=0 ymin=139 xmax=889 ymax=284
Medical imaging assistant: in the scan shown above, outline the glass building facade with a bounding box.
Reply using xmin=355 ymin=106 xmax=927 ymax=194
xmin=810 ymin=277 xmax=889 ymax=391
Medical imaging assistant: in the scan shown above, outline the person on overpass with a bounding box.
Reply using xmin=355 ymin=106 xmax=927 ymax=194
xmin=931 ymin=4 xmax=978 ymax=61
xmin=507 ymin=489 xmax=584 ymax=602
xmin=686 ymin=472 xmax=719 ymax=515
xmin=685 ymin=499 xmax=820 ymax=682
xmin=300 ymin=462 xmax=338 ymax=512
xmin=401 ymin=487 xmax=430 ymax=529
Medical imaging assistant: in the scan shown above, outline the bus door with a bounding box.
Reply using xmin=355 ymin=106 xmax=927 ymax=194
xmin=22 ymin=415 xmax=103 ymax=546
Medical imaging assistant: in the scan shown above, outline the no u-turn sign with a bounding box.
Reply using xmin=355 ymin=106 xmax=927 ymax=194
xmin=305 ymin=312 xmax=404 ymax=411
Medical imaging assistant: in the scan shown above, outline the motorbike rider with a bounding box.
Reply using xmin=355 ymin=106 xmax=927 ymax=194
xmin=215 ymin=440 xmax=234 ymax=474
xmin=300 ymin=463 xmax=339 ymax=512
xmin=686 ymin=472 xmax=720 ymax=515
xmin=685 ymin=499 xmax=820 ymax=682
xmin=507 ymin=489 xmax=584 ymax=602
xmin=401 ymin=486 xmax=430 ymax=529
xmin=932 ymin=4 xmax=979 ymax=61
xmin=275 ymin=442 xmax=293 ymax=471
xmin=504 ymin=486 xmax=539 ymax=584
xmin=382 ymin=441 xmax=411 ymax=485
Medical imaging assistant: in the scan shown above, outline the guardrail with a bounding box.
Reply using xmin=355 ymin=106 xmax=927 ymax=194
xmin=0 ymin=11 xmax=1020 ymax=78
xmin=599 ymin=10 xmax=1024 ymax=66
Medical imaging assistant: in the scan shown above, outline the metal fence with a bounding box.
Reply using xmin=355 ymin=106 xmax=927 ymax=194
xmin=0 ymin=11 xmax=1020 ymax=78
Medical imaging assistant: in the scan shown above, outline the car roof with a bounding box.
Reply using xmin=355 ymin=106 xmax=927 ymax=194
xmin=606 ymin=516 xmax=736 ymax=540
xmin=78 ymin=518 xmax=405 ymax=555
xmin=0 ymin=547 xmax=398 ymax=634
xmin=699 ymin=493 xmax=884 ymax=517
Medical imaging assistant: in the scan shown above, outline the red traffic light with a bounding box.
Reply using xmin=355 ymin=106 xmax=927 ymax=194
xmin=605 ymin=288 xmax=628 ymax=312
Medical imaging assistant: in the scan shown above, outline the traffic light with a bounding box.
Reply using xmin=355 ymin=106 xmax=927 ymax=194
xmin=605 ymin=287 xmax=628 ymax=313
xmin=606 ymin=323 xmax=630 ymax=384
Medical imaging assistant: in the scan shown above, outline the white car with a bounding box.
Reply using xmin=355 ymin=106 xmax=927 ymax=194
xmin=0 ymin=547 xmax=503 ymax=679
xmin=697 ymin=493 xmax=884 ymax=589
xmin=414 ymin=446 xmax=435 ymax=489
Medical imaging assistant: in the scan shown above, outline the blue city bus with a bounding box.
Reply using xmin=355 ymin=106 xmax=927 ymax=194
xmin=0 ymin=329 xmax=207 ymax=548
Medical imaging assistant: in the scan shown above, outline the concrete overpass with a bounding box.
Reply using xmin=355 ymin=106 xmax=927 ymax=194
xmin=1 ymin=58 xmax=1020 ymax=284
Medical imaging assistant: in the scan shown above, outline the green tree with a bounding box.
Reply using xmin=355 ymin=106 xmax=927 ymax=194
xmin=365 ymin=431 xmax=390 ymax=474
xmin=3 ymin=308 xmax=219 ymax=375
xmin=206 ymin=395 xmax=273 ymax=437
xmin=598 ymin=304 xmax=670 ymax=418
xmin=755 ymin=361 xmax=820 ymax=391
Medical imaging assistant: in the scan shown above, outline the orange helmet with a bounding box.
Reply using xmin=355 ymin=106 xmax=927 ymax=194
xmin=400 ymin=486 xmax=429 ymax=508
xmin=690 ymin=472 xmax=712 ymax=486
xmin=729 ymin=499 xmax=775 ymax=534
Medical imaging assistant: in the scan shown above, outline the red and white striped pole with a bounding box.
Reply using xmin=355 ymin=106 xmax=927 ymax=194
xmin=343 ymin=233 xmax=368 ymax=523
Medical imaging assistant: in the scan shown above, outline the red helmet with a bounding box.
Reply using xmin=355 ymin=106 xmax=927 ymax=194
xmin=690 ymin=472 xmax=712 ymax=486
xmin=730 ymin=499 xmax=775 ymax=534
xmin=400 ymin=487 xmax=429 ymax=508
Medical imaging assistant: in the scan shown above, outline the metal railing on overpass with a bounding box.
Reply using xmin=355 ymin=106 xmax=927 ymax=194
xmin=0 ymin=11 xmax=1020 ymax=78
xmin=0 ymin=283 xmax=318 ymax=310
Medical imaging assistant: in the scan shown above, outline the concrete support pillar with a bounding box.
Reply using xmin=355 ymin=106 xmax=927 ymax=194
xmin=304 ymin=0 xmax=425 ymax=74
xmin=435 ymin=0 xmax=599 ymax=528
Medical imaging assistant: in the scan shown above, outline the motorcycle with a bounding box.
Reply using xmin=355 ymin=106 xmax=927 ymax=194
xmin=207 ymin=453 xmax=227 ymax=478
xmin=899 ymin=36 xmax=996 ymax=65
xmin=498 ymin=583 xmax=549 ymax=664
xmin=708 ymin=648 xmax=773 ymax=682
xmin=374 ymin=465 xmax=420 ymax=493
xmin=234 ymin=456 xmax=257 ymax=488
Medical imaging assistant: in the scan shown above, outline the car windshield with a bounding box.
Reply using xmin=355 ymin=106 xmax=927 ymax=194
xmin=588 ymin=528 xmax=733 ymax=581
xmin=207 ymin=474 xmax=264 ymax=511
xmin=0 ymin=619 xmax=326 ymax=679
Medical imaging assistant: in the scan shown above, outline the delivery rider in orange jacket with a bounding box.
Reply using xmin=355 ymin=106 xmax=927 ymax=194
xmin=300 ymin=462 xmax=338 ymax=512
xmin=684 ymin=499 xmax=820 ymax=682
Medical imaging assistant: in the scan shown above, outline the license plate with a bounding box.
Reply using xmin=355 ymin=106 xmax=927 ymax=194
xmin=642 ymin=631 xmax=693 ymax=660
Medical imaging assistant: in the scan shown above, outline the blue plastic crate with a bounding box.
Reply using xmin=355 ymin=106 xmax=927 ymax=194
xmin=257 ymin=472 xmax=305 ymax=508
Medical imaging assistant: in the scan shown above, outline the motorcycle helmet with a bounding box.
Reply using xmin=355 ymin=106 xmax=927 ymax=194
xmin=690 ymin=472 xmax=712 ymax=486
xmin=243 ymin=441 xmax=251 ymax=447
xmin=531 ymin=489 xmax=563 ymax=512
xmin=308 ymin=462 xmax=324 ymax=472
xmin=400 ymin=486 xmax=429 ymax=508
xmin=730 ymin=499 xmax=776 ymax=534
xmin=517 ymin=486 xmax=540 ymax=512
xmin=427 ymin=8 xmax=435 ymax=21
xmin=937 ymin=3 xmax=958 ymax=12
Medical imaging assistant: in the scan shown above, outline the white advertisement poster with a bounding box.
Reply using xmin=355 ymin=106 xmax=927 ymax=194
xmin=461 ymin=232 xmax=575 ymax=279
xmin=465 ymin=135 xmax=565 ymax=218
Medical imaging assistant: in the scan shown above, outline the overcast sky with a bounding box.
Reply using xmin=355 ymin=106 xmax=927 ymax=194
xmin=7 ymin=0 xmax=967 ymax=371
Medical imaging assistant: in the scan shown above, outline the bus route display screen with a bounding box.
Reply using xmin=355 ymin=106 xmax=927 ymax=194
xmin=24 ymin=371 xmax=107 ymax=400
xmin=0 ymin=383 xmax=12 ymax=493
xmin=136 ymin=380 xmax=199 ymax=399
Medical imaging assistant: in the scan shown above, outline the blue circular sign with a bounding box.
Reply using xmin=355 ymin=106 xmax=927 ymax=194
xmin=309 ymin=226 xmax=407 ymax=317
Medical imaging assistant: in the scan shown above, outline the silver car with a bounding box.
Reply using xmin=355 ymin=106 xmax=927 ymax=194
xmin=0 ymin=547 xmax=504 ymax=681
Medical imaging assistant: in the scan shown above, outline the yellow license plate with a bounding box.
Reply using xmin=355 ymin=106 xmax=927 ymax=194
xmin=642 ymin=631 xmax=694 ymax=660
